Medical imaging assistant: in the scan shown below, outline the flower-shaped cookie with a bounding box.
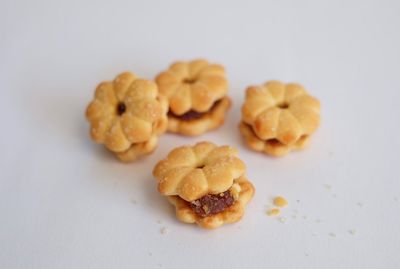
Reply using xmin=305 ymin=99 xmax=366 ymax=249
xmin=240 ymin=81 xmax=320 ymax=156
xmin=153 ymin=141 xmax=255 ymax=229
xmin=155 ymin=59 xmax=231 ymax=136
xmin=86 ymin=72 xmax=168 ymax=162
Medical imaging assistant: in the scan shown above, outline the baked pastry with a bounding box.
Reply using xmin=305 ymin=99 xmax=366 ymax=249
xmin=155 ymin=59 xmax=231 ymax=136
xmin=240 ymin=81 xmax=320 ymax=156
xmin=153 ymin=141 xmax=255 ymax=229
xmin=86 ymin=72 xmax=168 ymax=162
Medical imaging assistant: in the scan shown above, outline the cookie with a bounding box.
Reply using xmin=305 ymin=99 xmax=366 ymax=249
xmin=155 ymin=59 xmax=231 ymax=136
xmin=86 ymin=72 xmax=168 ymax=162
xmin=240 ymin=81 xmax=320 ymax=156
xmin=153 ymin=141 xmax=255 ymax=229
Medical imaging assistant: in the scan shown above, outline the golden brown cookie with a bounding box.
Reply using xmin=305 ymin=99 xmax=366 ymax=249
xmin=240 ymin=81 xmax=320 ymax=156
xmin=153 ymin=141 xmax=255 ymax=229
xmin=86 ymin=72 xmax=168 ymax=162
xmin=155 ymin=59 xmax=230 ymax=136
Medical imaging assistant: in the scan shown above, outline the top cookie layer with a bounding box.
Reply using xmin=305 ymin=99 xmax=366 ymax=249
xmin=155 ymin=59 xmax=228 ymax=115
xmin=153 ymin=141 xmax=246 ymax=202
xmin=241 ymin=81 xmax=321 ymax=145
xmin=86 ymin=72 xmax=168 ymax=152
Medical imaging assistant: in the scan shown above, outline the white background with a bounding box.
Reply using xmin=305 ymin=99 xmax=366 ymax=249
xmin=1 ymin=0 xmax=400 ymax=268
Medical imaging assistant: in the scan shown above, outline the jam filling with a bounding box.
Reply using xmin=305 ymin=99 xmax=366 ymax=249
xmin=189 ymin=190 xmax=235 ymax=217
xmin=117 ymin=102 xmax=126 ymax=115
xmin=168 ymin=99 xmax=222 ymax=121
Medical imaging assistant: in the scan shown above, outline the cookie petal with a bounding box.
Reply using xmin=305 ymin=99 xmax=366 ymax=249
xmin=188 ymin=59 xmax=209 ymax=78
xmin=254 ymin=107 xmax=281 ymax=140
xmin=190 ymin=83 xmax=214 ymax=112
xmin=105 ymin=119 xmax=131 ymax=152
xmin=155 ymin=72 xmax=180 ymax=97
xmin=197 ymin=75 xmax=227 ymax=98
xmin=113 ymin=72 xmax=136 ymax=100
xmin=264 ymin=81 xmax=285 ymax=103
xmin=284 ymin=83 xmax=306 ymax=102
xmin=89 ymin=115 xmax=114 ymax=143
xmin=94 ymin=82 xmax=117 ymax=105
xmin=169 ymin=84 xmax=192 ymax=115
xmin=169 ymin=62 xmax=189 ymax=79
xmin=197 ymin=64 xmax=225 ymax=77
xmin=276 ymin=110 xmax=303 ymax=144
xmin=120 ymin=113 xmax=152 ymax=143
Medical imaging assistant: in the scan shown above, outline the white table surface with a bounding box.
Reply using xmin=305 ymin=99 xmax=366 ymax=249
xmin=1 ymin=0 xmax=400 ymax=268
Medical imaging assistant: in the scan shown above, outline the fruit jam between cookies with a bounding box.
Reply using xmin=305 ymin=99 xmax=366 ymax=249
xmin=189 ymin=190 xmax=235 ymax=217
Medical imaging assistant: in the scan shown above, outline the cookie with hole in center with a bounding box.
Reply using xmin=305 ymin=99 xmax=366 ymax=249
xmin=240 ymin=81 xmax=320 ymax=156
xmin=153 ymin=141 xmax=255 ymax=229
xmin=155 ymin=59 xmax=231 ymax=136
xmin=86 ymin=72 xmax=168 ymax=162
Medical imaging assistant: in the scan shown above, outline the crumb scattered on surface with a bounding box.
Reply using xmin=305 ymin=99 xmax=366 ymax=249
xmin=296 ymin=200 xmax=300 ymax=203
xmin=302 ymin=215 xmax=308 ymax=220
xmin=266 ymin=208 xmax=280 ymax=216
xmin=329 ymin=233 xmax=336 ymax=238
xmin=332 ymin=193 xmax=337 ymax=198
xmin=148 ymin=252 xmax=152 ymax=256
xmin=160 ymin=227 xmax=168 ymax=235
xmin=356 ymin=202 xmax=363 ymax=207
xmin=394 ymin=197 xmax=398 ymax=202
xmin=305 ymin=253 xmax=309 ymax=257
xmin=312 ymin=233 xmax=317 ymax=237
xmin=315 ymin=219 xmax=322 ymax=223
xmin=278 ymin=217 xmax=286 ymax=223
xmin=292 ymin=215 xmax=297 ymax=219
xmin=130 ymin=199 xmax=137 ymax=204
xmin=348 ymin=229 xmax=356 ymax=235
xmin=274 ymin=196 xmax=288 ymax=207
xmin=324 ymin=184 xmax=332 ymax=190
xmin=156 ymin=220 xmax=162 ymax=224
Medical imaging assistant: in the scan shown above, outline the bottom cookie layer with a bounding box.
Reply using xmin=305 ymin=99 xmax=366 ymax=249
xmin=239 ymin=122 xmax=310 ymax=157
xmin=167 ymin=176 xmax=255 ymax=229
xmin=114 ymin=135 xmax=158 ymax=162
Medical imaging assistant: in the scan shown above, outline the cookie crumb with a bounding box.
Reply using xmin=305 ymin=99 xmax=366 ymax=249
xmin=304 ymin=253 xmax=309 ymax=257
xmin=266 ymin=208 xmax=280 ymax=216
xmin=156 ymin=220 xmax=162 ymax=224
xmin=348 ymin=229 xmax=356 ymax=235
xmin=356 ymin=202 xmax=363 ymax=207
xmin=130 ymin=199 xmax=137 ymax=204
xmin=160 ymin=227 xmax=168 ymax=235
xmin=302 ymin=215 xmax=308 ymax=220
xmin=324 ymin=184 xmax=332 ymax=190
xmin=328 ymin=232 xmax=336 ymax=238
xmin=315 ymin=219 xmax=322 ymax=223
xmin=296 ymin=200 xmax=300 ymax=203
xmin=273 ymin=196 xmax=288 ymax=207
xmin=292 ymin=215 xmax=297 ymax=219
